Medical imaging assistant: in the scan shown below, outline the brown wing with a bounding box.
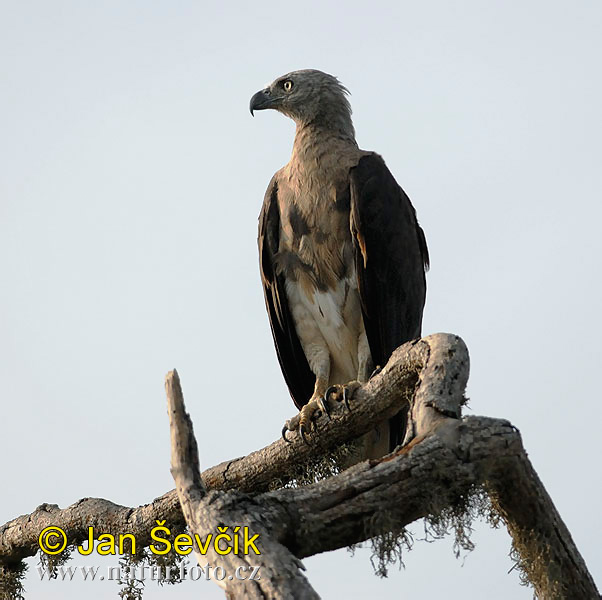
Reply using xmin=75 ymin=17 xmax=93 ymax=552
xmin=258 ymin=177 xmax=314 ymax=410
xmin=350 ymin=152 xmax=429 ymax=447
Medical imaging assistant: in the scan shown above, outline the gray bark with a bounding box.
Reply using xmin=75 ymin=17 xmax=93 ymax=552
xmin=166 ymin=369 xmax=319 ymax=599
xmin=0 ymin=334 xmax=598 ymax=599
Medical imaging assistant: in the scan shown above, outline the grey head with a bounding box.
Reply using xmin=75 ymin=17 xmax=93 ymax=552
xmin=250 ymin=69 xmax=354 ymax=137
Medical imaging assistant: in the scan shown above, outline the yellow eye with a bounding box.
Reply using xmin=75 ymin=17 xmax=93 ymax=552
xmin=283 ymin=80 xmax=293 ymax=92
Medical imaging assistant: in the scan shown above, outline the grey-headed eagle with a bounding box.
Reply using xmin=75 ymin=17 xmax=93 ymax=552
xmin=251 ymin=70 xmax=429 ymax=457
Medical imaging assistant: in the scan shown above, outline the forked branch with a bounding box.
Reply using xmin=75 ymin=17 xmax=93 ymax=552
xmin=0 ymin=334 xmax=598 ymax=599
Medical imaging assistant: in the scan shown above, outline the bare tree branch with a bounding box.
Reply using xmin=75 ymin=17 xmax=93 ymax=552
xmin=0 ymin=334 xmax=598 ymax=599
xmin=167 ymin=368 xmax=319 ymax=599
xmin=0 ymin=334 xmax=440 ymax=564
xmin=485 ymin=442 xmax=599 ymax=598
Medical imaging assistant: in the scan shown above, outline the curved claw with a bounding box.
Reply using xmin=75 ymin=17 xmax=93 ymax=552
xmin=369 ymin=365 xmax=383 ymax=380
xmin=324 ymin=385 xmax=338 ymax=403
xmin=299 ymin=424 xmax=311 ymax=445
xmin=325 ymin=385 xmax=351 ymax=411
xmin=282 ymin=424 xmax=293 ymax=443
xmin=317 ymin=395 xmax=331 ymax=419
xmin=342 ymin=386 xmax=350 ymax=410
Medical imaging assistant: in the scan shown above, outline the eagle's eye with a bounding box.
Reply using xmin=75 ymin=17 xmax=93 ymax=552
xmin=283 ymin=80 xmax=293 ymax=92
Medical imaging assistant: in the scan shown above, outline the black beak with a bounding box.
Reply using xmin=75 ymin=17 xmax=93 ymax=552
xmin=249 ymin=89 xmax=274 ymax=116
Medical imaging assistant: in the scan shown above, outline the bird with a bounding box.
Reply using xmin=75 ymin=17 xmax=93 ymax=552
xmin=251 ymin=69 xmax=429 ymax=458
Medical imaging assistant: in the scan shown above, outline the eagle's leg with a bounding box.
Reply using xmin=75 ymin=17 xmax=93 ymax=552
xmin=298 ymin=376 xmax=330 ymax=443
xmin=357 ymin=329 xmax=374 ymax=382
xmin=282 ymin=375 xmax=329 ymax=444
xmin=316 ymin=329 xmax=370 ymax=415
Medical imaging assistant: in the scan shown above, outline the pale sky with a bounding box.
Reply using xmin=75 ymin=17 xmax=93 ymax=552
xmin=1 ymin=1 xmax=600 ymax=598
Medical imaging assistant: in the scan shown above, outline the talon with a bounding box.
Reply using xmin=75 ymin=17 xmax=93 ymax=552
xmin=325 ymin=385 xmax=338 ymax=403
xmin=317 ymin=396 xmax=331 ymax=419
xmin=369 ymin=365 xmax=382 ymax=379
xmin=282 ymin=390 xmax=329 ymax=445
xmin=299 ymin=424 xmax=310 ymax=445
xmin=282 ymin=424 xmax=292 ymax=443
xmin=342 ymin=386 xmax=350 ymax=410
xmin=324 ymin=384 xmax=351 ymax=409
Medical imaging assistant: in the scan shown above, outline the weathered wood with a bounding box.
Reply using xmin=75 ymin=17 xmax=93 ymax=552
xmin=486 ymin=445 xmax=599 ymax=598
xmin=0 ymin=335 xmax=438 ymax=563
xmin=7 ymin=418 xmax=592 ymax=598
xmin=166 ymin=369 xmax=319 ymax=599
xmin=0 ymin=334 xmax=598 ymax=599
xmin=166 ymin=369 xmax=205 ymax=503
xmin=0 ymin=495 xmax=185 ymax=569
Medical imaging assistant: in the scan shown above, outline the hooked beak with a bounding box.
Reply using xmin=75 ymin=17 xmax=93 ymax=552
xmin=249 ymin=88 xmax=278 ymax=116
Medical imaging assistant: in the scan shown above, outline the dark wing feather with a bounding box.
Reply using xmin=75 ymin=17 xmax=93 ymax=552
xmin=258 ymin=177 xmax=314 ymax=410
xmin=350 ymin=153 xmax=429 ymax=447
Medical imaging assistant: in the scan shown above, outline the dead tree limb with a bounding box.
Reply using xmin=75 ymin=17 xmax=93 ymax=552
xmin=0 ymin=334 xmax=598 ymax=599
xmin=0 ymin=334 xmax=442 ymax=564
xmin=166 ymin=369 xmax=319 ymax=599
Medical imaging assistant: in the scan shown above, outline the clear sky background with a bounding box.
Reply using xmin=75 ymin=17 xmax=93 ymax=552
xmin=1 ymin=1 xmax=600 ymax=598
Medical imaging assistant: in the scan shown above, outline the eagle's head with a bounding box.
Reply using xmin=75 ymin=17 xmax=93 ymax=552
xmin=250 ymin=69 xmax=353 ymax=135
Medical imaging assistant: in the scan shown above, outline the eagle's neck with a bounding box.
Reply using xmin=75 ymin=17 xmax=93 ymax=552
xmin=290 ymin=119 xmax=358 ymax=175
